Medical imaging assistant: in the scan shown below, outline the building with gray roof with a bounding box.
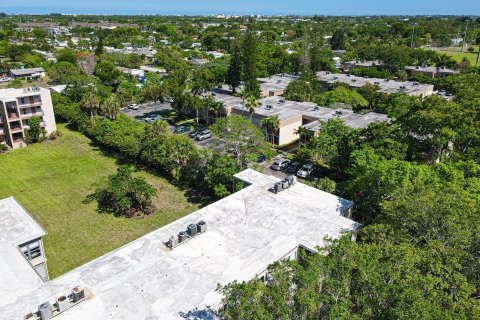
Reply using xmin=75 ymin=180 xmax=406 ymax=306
xmin=317 ymin=71 xmax=434 ymax=98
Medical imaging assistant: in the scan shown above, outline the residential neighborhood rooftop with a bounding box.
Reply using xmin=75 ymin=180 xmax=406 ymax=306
xmin=317 ymin=71 xmax=435 ymax=96
xmin=0 ymin=170 xmax=358 ymax=320
xmin=404 ymin=65 xmax=459 ymax=74
xmin=9 ymin=68 xmax=46 ymax=77
xmin=213 ymin=91 xmax=389 ymax=129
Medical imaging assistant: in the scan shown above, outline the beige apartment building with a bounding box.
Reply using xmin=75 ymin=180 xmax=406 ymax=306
xmin=0 ymin=87 xmax=56 ymax=149
xmin=404 ymin=65 xmax=459 ymax=78
xmin=208 ymin=91 xmax=389 ymax=146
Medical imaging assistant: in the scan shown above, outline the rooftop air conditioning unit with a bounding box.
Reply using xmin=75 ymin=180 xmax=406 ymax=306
xmin=282 ymin=179 xmax=290 ymax=190
xmin=169 ymin=235 xmax=179 ymax=248
xmin=187 ymin=224 xmax=198 ymax=237
xmin=285 ymin=175 xmax=296 ymax=185
xmin=197 ymin=221 xmax=207 ymax=233
xmin=38 ymin=302 xmax=53 ymax=320
xmin=274 ymin=181 xmax=283 ymax=194
xmin=56 ymin=295 xmax=69 ymax=313
xmin=178 ymin=231 xmax=188 ymax=243
xmin=71 ymin=286 xmax=85 ymax=303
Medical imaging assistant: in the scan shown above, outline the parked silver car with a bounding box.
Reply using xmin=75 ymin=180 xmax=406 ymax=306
xmin=297 ymin=163 xmax=314 ymax=178
xmin=195 ymin=130 xmax=213 ymax=141
xmin=271 ymin=158 xmax=290 ymax=171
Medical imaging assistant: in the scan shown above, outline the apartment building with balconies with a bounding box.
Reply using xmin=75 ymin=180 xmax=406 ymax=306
xmin=0 ymin=87 xmax=56 ymax=149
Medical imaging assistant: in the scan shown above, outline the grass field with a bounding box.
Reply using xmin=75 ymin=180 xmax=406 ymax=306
xmin=432 ymin=46 xmax=479 ymax=66
xmin=0 ymin=123 xmax=200 ymax=278
xmin=441 ymin=51 xmax=479 ymax=65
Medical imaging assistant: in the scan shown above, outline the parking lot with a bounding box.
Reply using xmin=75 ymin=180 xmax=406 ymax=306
xmin=121 ymin=103 xmax=225 ymax=149
xmin=121 ymin=104 xmax=305 ymax=175
xmin=121 ymin=102 xmax=173 ymax=120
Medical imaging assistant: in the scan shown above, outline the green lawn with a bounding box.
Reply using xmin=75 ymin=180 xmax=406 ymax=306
xmin=0 ymin=123 xmax=200 ymax=278
xmin=432 ymin=46 xmax=479 ymax=65
xmin=441 ymin=51 xmax=479 ymax=65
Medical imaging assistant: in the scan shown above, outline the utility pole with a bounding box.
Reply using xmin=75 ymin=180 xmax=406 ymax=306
xmin=476 ymin=47 xmax=479 ymax=66
xmin=461 ymin=21 xmax=469 ymax=52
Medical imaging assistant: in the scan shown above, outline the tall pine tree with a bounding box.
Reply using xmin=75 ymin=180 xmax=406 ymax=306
xmin=241 ymin=20 xmax=261 ymax=98
xmin=226 ymin=41 xmax=242 ymax=93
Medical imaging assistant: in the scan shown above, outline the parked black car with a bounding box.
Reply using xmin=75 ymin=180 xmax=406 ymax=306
xmin=284 ymin=162 xmax=302 ymax=174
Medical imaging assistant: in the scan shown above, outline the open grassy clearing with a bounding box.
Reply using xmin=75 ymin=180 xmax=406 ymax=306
xmin=430 ymin=46 xmax=479 ymax=65
xmin=0 ymin=123 xmax=200 ymax=278
xmin=440 ymin=50 xmax=479 ymax=65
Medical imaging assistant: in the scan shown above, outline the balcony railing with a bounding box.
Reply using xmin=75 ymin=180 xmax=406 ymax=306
xmin=18 ymin=101 xmax=43 ymax=108
xmin=10 ymin=127 xmax=23 ymax=133
xmin=21 ymin=111 xmax=44 ymax=119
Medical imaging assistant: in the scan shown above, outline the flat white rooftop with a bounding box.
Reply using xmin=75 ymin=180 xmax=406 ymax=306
xmin=317 ymin=71 xmax=434 ymax=96
xmin=0 ymin=197 xmax=46 ymax=307
xmin=0 ymin=87 xmax=48 ymax=101
xmin=0 ymin=170 xmax=358 ymax=320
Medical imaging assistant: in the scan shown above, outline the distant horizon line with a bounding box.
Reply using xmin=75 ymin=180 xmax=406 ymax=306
xmin=1 ymin=12 xmax=477 ymax=17
xmin=1 ymin=5 xmax=478 ymax=17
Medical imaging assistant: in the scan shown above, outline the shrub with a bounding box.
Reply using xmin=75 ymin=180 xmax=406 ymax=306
xmin=0 ymin=144 xmax=8 ymax=153
xmin=90 ymin=165 xmax=156 ymax=218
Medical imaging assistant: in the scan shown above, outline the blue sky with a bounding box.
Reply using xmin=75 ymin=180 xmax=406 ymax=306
xmin=1 ymin=0 xmax=479 ymax=15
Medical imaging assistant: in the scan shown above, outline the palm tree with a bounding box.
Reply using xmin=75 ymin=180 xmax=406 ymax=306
xmin=261 ymin=115 xmax=280 ymax=145
xmin=245 ymin=95 xmax=258 ymax=122
xmin=203 ymin=94 xmax=221 ymax=125
xmin=210 ymin=101 xmax=225 ymax=124
xmin=261 ymin=117 xmax=272 ymax=144
xmin=81 ymin=92 xmax=101 ymax=119
xmin=270 ymin=115 xmax=280 ymax=145
xmin=294 ymin=126 xmax=310 ymax=147
xmin=101 ymin=94 xmax=121 ymax=120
